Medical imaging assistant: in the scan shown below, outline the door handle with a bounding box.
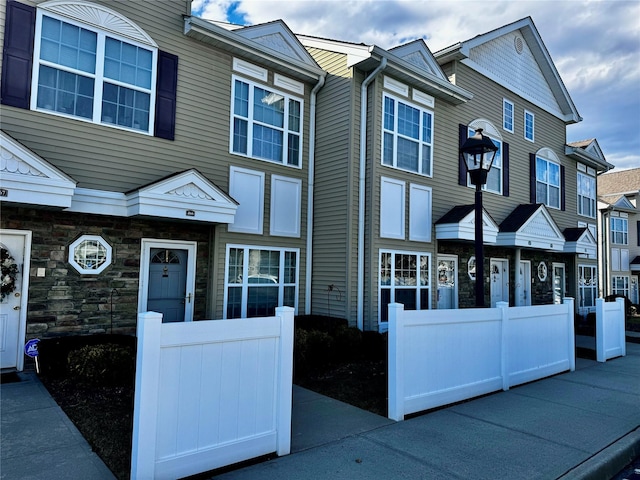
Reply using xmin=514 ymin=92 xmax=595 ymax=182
xmin=186 ymin=293 xmax=192 ymax=304
xmin=13 ymin=306 xmax=20 ymax=310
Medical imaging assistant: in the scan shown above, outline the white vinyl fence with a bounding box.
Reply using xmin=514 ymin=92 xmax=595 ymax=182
xmin=388 ymin=299 xmax=575 ymax=421
xmin=130 ymin=307 xmax=294 ymax=480
xmin=596 ymin=297 xmax=626 ymax=362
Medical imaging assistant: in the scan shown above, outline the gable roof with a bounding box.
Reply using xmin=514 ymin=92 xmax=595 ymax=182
xmin=0 ymin=130 xmax=76 ymax=208
xmin=184 ymin=16 xmax=324 ymax=83
xmin=435 ymin=204 xmax=499 ymax=243
xmin=563 ymin=227 xmax=597 ymax=258
xmin=565 ymin=138 xmax=613 ymax=172
xmin=298 ymin=35 xmax=472 ymax=105
xmin=496 ymin=203 xmax=565 ymax=251
xmin=434 ymin=17 xmax=581 ymax=124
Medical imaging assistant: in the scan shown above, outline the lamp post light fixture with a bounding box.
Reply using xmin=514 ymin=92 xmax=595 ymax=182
xmin=460 ymin=128 xmax=498 ymax=307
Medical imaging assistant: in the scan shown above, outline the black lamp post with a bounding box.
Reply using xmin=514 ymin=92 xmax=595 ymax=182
xmin=460 ymin=128 xmax=498 ymax=307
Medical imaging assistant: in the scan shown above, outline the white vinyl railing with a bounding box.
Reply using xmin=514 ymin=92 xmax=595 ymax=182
xmin=130 ymin=307 xmax=294 ymax=480
xmin=596 ymin=297 xmax=626 ymax=362
xmin=388 ymin=299 xmax=575 ymax=421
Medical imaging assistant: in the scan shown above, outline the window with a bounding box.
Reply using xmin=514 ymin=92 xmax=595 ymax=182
xmin=524 ymin=110 xmax=534 ymax=142
xmin=468 ymin=126 xmax=502 ymax=194
xmin=379 ymin=250 xmax=430 ymax=322
xmin=382 ymin=94 xmax=433 ymax=176
xmin=577 ymin=172 xmax=596 ymax=218
xmin=32 ymin=11 xmax=156 ymax=133
xmin=578 ymin=265 xmax=597 ymax=310
xmin=536 ymin=155 xmax=561 ymax=209
xmin=225 ymin=246 xmax=298 ymax=319
xmin=612 ymin=275 xmax=629 ymax=298
xmin=69 ymin=235 xmax=112 ymax=274
xmin=611 ymin=217 xmax=628 ymax=245
xmin=503 ymin=99 xmax=514 ymax=133
xmin=231 ymin=77 xmax=303 ymax=167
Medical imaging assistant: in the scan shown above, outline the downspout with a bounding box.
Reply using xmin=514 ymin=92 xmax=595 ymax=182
xmin=357 ymin=57 xmax=387 ymax=330
xmin=305 ymin=74 xmax=326 ymax=314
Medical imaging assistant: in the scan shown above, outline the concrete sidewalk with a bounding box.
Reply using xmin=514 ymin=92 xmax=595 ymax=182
xmin=217 ymin=342 xmax=640 ymax=480
xmin=0 ymin=370 xmax=115 ymax=480
xmin=1 ymin=343 xmax=638 ymax=480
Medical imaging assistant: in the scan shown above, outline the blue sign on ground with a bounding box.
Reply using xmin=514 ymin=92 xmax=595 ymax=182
xmin=24 ymin=339 xmax=40 ymax=358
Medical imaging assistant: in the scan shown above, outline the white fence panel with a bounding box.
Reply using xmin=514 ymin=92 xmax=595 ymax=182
xmin=389 ymin=299 xmax=575 ymax=421
xmin=131 ymin=307 xmax=294 ymax=480
xmin=596 ymin=297 xmax=626 ymax=362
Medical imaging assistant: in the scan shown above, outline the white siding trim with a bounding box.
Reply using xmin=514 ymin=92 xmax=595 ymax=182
xmin=412 ymin=90 xmax=434 ymax=109
xmin=232 ymin=58 xmax=268 ymax=82
xmin=383 ymin=76 xmax=409 ymax=97
xmin=380 ymin=177 xmax=406 ymax=239
xmin=409 ymin=184 xmax=432 ymax=242
xmin=273 ymin=73 xmax=304 ymax=95
xmin=270 ymin=175 xmax=302 ymax=237
xmin=228 ymin=167 xmax=265 ymax=234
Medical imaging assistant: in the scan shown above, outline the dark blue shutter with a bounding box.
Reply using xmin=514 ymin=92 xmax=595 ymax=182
xmin=154 ymin=50 xmax=178 ymax=140
xmin=458 ymin=124 xmax=468 ymax=186
xmin=502 ymin=142 xmax=509 ymax=197
xmin=529 ymin=153 xmax=536 ymax=204
xmin=637 ymin=221 xmax=640 ymax=246
xmin=560 ymin=165 xmax=566 ymax=211
xmin=1 ymin=1 xmax=35 ymax=109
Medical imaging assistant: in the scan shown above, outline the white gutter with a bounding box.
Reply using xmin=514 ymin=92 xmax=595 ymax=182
xmin=357 ymin=57 xmax=387 ymax=330
xmin=305 ymin=74 xmax=326 ymax=314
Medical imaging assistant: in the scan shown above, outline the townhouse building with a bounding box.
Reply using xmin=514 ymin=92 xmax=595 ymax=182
xmin=300 ymin=17 xmax=611 ymax=331
xmin=1 ymin=1 xmax=615 ymax=370
xmin=597 ymin=167 xmax=640 ymax=304
xmin=0 ymin=0 xmax=325 ymax=370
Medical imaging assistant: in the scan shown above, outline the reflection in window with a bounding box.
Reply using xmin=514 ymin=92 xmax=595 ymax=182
xmin=68 ymin=235 xmax=112 ymax=274
xmin=379 ymin=250 xmax=430 ymax=322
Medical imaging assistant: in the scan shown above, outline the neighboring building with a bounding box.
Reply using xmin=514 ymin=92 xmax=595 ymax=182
xmin=0 ymin=0 xmax=325 ymax=370
xmin=301 ymin=17 xmax=611 ymax=331
xmin=597 ymin=167 xmax=640 ymax=304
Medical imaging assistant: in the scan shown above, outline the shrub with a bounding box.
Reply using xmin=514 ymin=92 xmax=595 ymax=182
xmin=67 ymin=343 xmax=135 ymax=386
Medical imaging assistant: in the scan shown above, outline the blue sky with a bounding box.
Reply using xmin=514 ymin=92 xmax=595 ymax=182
xmin=191 ymin=0 xmax=640 ymax=172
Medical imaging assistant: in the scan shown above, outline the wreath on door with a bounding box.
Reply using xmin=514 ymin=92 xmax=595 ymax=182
xmin=1 ymin=248 xmax=19 ymax=300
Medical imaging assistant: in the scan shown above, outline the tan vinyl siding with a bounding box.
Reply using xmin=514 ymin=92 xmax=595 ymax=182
xmin=305 ymin=47 xmax=357 ymax=320
xmin=435 ymin=62 xmax=578 ymax=231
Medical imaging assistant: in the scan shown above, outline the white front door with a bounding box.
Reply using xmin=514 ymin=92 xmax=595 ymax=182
xmin=139 ymin=240 xmax=196 ymax=322
xmin=553 ymin=263 xmax=566 ymax=304
xmin=437 ymin=255 xmax=458 ymax=309
xmin=490 ymin=259 xmax=509 ymax=307
xmin=0 ymin=230 xmax=31 ymax=371
xmin=516 ymin=260 xmax=531 ymax=306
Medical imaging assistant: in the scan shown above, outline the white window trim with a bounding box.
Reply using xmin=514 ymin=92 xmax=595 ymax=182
xmin=378 ymin=249 xmax=431 ymax=324
xmin=380 ymin=177 xmax=406 ymax=239
xmin=381 ymin=92 xmax=434 ymax=177
xmin=409 ymin=183 xmax=432 ymax=242
xmin=230 ymin=74 xmax=304 ymax=169
xmin=31 ymin=8 xmax=157 ymax=135
xmin=503 ymin=98 xmax=514 ymax=133
xmin=577 ymin=171 xmax=596 ymax=219
xmin=524 ymin=110 xmax=535 ymax=142
xmin=612 ymin=275 xmax=630 ymax=297
xmin=270 ymin=175 xmax=302 ymax=238
xmin=611 ymin=217 xmax=628 ymax=245
xmin=578 ymin=264 xmax=597 ymax=310
xmin=536 ymin=153 xmax=561 ymax=210
xmin=68 ymin=234 xmax=112 ymax=274
xmin=228 ymin=166 xmax=264 ymax=235
xmin=223 ymin=244 xmax=300 ymax=319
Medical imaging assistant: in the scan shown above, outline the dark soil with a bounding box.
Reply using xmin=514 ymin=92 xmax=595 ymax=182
xmin=36 ymin=320 xmax=387 ymax=480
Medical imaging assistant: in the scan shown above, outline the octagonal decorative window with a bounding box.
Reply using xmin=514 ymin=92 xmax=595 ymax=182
xmin=69 ymin=235 xmax=112 ymax=274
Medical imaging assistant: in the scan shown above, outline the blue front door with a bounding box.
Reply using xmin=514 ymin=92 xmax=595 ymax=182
xmin=147 ymin=248 xmax=188 ymax=322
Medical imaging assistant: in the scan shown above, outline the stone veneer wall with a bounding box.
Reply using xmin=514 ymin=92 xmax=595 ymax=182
xmin=1 ymin=206 xmax=211 ymax=339
xmin=438 ymin=242 xmax=569 ymax=308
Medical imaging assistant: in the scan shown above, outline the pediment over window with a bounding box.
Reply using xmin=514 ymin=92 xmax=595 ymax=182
xmin=389 ymin=40 xmax=448 ymax=82
xmin=39 ymin=0 xmax=157 ymax=46
xmin=497 ymin=204 xmax=565 ymax=251
xmin=0 ymin=130 xmax=76 ymax=208
xmin=435 ymin=204 xmax=499 ymax=243
xmin=126 ymin=169 xmax=238 ymax=223
xmin=563 ymin=227 xmax=596 ymax=257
